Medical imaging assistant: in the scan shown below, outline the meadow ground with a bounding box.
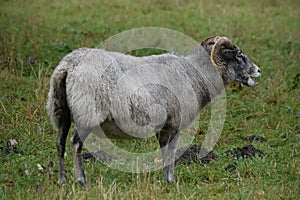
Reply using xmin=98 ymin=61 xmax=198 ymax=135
xmin=0 ymin=0 xmax=299 ymax=199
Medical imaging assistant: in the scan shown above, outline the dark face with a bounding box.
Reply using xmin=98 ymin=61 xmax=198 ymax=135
xmin=220 ymin=45 xmax=261 ymax=86
xmin=228 ymin=45 xmax=261 ymax=86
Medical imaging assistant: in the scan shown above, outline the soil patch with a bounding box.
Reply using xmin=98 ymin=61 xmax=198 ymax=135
xmin=0 ymin=146 xmax=24 ymax=155
xmin=175 ymin=145 xmax=216 ymax=165
xmin=226 ymin=144 xmax=264 ymax=159
xmin=82 ymin=145 xmax=217 ymax=165
xmin=82 ymin=144 xmax=264 ymax=168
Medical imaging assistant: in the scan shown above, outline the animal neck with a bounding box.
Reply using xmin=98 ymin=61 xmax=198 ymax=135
xmin=189 ymin=48 xmax=226 ymax=89
xmin=217 ymin=66 xmax=233 ymax=87
xmin=186 ymin=48 xmax=226 ymax=110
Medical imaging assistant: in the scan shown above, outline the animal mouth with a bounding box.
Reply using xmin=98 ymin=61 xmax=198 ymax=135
xmin=247 ymin=77 xmax=257 ymax=87
xmin=247 ymin=66 xmax=261 ymax=86
xmin=247 ymin=72 xmax=261 ymax=87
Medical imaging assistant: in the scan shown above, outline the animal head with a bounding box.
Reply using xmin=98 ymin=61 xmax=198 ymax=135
xmin=201 ymin=36 xmax=261 ymax=86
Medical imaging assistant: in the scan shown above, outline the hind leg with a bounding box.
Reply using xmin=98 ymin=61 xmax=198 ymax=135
xmin=156 ymin=129 xmax=180 ymax=183
xmin=56 ymin=117 xmax=71 ymax=184
xmin=70 ymin=127 xmax=93 ymax=186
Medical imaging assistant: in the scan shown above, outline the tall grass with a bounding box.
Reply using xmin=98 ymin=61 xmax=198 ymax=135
xmin=0 ymin=0 xmax=299 ymax=199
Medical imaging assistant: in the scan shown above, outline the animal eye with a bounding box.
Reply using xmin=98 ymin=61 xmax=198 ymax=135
xmin=236 ymin=51 xmax=243 ymax=59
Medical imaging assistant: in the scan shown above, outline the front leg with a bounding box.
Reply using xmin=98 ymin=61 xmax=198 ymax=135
xmin=156 ymin=129 xmax=180 ymax=183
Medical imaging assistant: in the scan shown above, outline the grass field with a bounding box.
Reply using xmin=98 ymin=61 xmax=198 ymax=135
xmin=0 ymin=0 xmax=300 ymax=199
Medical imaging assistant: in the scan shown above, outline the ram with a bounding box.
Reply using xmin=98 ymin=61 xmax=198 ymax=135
xmin=47 ymin=36 xmax=261 ymax=186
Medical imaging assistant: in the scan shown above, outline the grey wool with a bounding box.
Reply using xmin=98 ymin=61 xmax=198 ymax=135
xmin=46 ymin=36 xmax=261 ymax=186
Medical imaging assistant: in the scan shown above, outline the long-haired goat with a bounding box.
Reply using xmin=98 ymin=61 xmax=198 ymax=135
xmin=47 ymin=36 xmax=261 ymax=186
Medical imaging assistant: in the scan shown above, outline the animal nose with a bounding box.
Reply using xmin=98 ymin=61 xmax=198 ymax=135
xmin=258 ymin=69 xmax=261 ymax=73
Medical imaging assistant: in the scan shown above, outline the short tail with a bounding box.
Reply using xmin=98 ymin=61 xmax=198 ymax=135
xmin=46 ymin=67 xmax=70 ymax=129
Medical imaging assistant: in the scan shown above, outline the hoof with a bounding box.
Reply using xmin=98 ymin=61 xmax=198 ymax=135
xmin=58 ymin=177 xmax=67 ymax=185
xmin=76 ymin=177 xmax=86 ymax=187
xmin=167 ymin=177 xmax=176 ymax=183
xmin=163 ymin=173 xmax=176 ymax=183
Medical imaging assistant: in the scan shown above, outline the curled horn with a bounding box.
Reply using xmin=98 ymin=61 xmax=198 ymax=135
xmin=211 ymin=37 xmax=234 ymax=67
xmin=201 ymin=36 xmax=220 ymax=54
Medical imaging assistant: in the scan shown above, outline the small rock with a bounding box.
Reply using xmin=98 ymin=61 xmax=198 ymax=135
xmin=37 ymin=164 xmax=44 ymax=171
xmin=24 ymin=169 xmax=30 ymax=175
xmin=9 ymin=139 xmax=18 ymax=147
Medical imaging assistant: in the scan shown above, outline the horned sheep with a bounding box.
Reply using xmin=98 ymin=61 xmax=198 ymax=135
xmin=46 ymin=36 xmax=261 ymax=186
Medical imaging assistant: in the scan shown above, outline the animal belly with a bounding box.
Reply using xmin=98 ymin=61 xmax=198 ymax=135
xmin=100 ymin=119 xmax=137 ymax=139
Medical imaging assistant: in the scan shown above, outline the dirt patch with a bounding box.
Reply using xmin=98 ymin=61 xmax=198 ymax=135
xmin=82 ymin=145 xmax=217 ymax=165
xmin=176 ymin=144 xmax=265 ymax=165
xmin=82 ymin=144 xmax=264 ymax=169
xmin=0 ymin=146 xmax=24 ymax=155
xmin=226 ymin=144 xmax=264 ymax=159
xmin=224 ymin=145 xmax=265 ymax=171
xmin=175 ymin=145 xmax=216 ymax=165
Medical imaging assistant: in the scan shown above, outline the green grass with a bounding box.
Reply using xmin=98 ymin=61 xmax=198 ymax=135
xmin=1 ymin=0 xmax=300 ymax=199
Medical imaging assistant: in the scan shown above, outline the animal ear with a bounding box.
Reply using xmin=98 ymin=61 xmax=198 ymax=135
xmin=200 ymin=36 xmax=220 ymax=55
xmin=210 ymin=37 xmax=234 ymax=67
